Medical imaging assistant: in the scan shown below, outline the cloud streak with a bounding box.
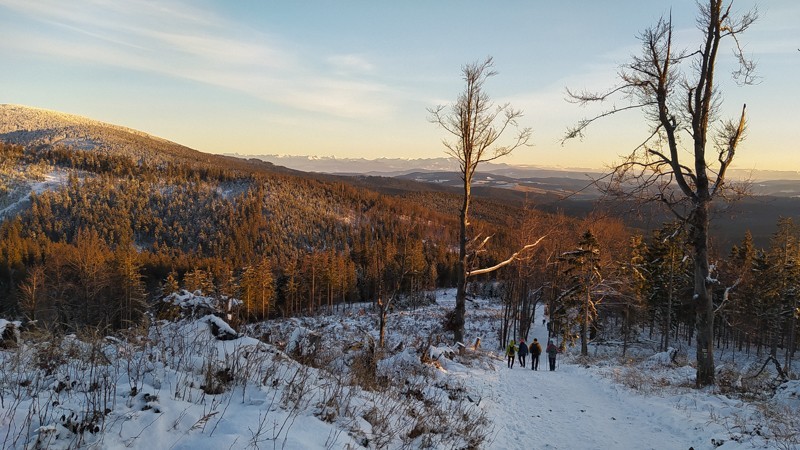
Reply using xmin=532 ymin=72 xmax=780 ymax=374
xmin=0 ymin=0 xmax=395 ymax=119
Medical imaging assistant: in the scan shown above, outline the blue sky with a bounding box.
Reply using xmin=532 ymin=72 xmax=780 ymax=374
xmin=1 ymin=0 xmax=797 ymax=171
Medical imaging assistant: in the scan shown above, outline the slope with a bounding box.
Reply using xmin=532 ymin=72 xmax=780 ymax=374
xmin=2 ymin=292 xmax=795 ymax=449
xmin=443 ymin=302 xmax=790 ymax=450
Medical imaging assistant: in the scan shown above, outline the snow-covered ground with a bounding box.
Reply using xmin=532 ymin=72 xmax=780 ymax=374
xmin=0 ymin=169 xmax=68 ymax=219
xmin=459 ymin=321 xmax=763 ymax=450
xmin=1 ymin=289 xmax=798 ymax=449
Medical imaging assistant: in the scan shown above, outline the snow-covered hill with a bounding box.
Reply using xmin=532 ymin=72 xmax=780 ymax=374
xmin=0 ymin=104 xmax=290 ymax=221
xmin=0 ymin=105 xmax=166 ymax=145
xmin=0 ymin=104 xmax=204 ymax=164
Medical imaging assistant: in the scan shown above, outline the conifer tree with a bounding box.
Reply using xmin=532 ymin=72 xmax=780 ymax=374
xmin=163 ymin=270 xmax=180 ymax=297
xmin=750 ymin=250 xmax=782 ymax=357
xmin=183 ymin=268 xmax=214 ymax=296
xmin=617 ymin=235 xmax=648 ymax=356
xmin=69 ymin=228 xmax=112 ymax=329
xmin=767 ymin=218 xmax=800 ymax=365
xmin=254 ymin=256 xmax=275 ymax=319
xmin=644 ymin=223 xmax=692 ymax=351
xmin=558 ymin=230 xmax=602 ymax=356
xmin=18 ymin=265 xmax=46 ymax=322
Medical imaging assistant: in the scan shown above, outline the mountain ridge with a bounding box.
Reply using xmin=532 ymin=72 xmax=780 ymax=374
xmin=0 ymin=104 xmax=170 ymax=142
xmin=0 ymin=104 xmax=305 ymax=179
xmin=225 ymin=152 xmax=604 ymax=179
xmin=228 ymin=152 xmax=800 ymax=183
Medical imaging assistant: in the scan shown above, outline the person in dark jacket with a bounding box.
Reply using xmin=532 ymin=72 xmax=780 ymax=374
xmin=529 ymin=338 xmax=542 ymax=371
xmin=517 ymin=338 xmax=528 ymax=368
xmin=546 ymin=340 xmax=558 ymax=371
xmin=506 ymin=340 xmax=517 ymax=368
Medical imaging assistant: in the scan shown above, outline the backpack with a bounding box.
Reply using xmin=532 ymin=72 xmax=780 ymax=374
xmin=506 ymin=342 xmax=517 ymax=356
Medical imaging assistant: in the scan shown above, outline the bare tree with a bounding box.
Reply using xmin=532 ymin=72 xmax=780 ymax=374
xmin=69 ymin=228 xmax=112 ymax=330
xmin=428 ymin=56 xmax=535 ymax=344
xmin=112 ymin=243 xmax=147 ymax=329
xmin=18 ymin=265 xmax=46 ymax=322
xmin=563 ymin=1 xmax=757 ymax=386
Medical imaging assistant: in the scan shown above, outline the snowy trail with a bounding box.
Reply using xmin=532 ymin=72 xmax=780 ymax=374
xmin=457 ymin=316 xmax=708 ymax=450
xmin=481 ymin=362 xmax=698 ymax=450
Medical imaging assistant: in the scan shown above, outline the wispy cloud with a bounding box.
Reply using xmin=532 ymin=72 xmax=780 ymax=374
xmin=327 ymin=54 xmax=375 ymax=75
xmin=0 ymin=0 xmax=394 ymax=119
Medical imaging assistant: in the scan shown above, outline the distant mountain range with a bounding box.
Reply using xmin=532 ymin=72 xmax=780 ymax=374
xmin=229 ymin=153 xmax=800 ymax=198
xmin=223 ymin=153 xmax=603 ymax=179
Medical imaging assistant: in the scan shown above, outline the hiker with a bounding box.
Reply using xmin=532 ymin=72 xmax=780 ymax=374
xmin=517 ymin=338 xmax=528 ymax=368
xmin=546 ymin=340 xmax=558 ymax=371
xmin=506 ymin=340 xmax=517 ymax=368
xmin=529 ymin=338 xmax=542 ymax=371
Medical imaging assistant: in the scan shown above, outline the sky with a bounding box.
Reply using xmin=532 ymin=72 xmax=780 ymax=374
xmin=0 ymin=0 xmax=797 ymax=172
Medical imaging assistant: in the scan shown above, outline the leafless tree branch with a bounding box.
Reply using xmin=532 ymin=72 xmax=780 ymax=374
xmin=467 ymin=234 xmax=549 ymax=277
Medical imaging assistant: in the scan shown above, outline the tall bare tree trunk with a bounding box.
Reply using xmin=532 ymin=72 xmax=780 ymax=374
xmin=453 ymin=181 xmax=470 ymax=344
xmin=664 ymin=245 xmax=675 ymax=352
xmin=379 ymin=301 xmax=387 ymax=348
xmin=563 ymin=0 xmax=756 ymax=387
xmin=692 ymin=201 xmax=715 ymax=386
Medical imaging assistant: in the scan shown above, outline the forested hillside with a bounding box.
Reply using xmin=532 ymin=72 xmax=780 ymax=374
xmin=1 ymin=105 xmax=799 ymax=373
xmin=0 ymin=106 xmax=532 ymax=332
xmin=0 ymin=140 xmax=462 ymax=328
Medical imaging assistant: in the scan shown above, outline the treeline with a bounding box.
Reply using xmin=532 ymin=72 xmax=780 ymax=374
xmin=721 ymin=218 xmax=800 ymax=366
xmin=633 ymin=218 xmax=800 ymax=367
xmin=500 ymin=213 xmax=800 ymax=370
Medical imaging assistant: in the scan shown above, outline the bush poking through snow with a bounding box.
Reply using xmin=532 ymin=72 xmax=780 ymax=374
xmin=0 ymin=319 xmax=20 ymax=348
xmin=757 ymin=402 xmax=800 ymax=448
xmin=200 ymin=360 xmax=232 ymax=395
xmin=773 ymin=380 xmax=800 ymax=410
xmin=349 ymin=340 xmax=382 ymax=390
xmin=202 ymin=315 xmax=238 ymax=341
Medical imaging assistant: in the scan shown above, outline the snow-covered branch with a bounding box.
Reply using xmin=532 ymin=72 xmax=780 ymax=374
xmin=714 ymin=278 xmax=741 ymax=314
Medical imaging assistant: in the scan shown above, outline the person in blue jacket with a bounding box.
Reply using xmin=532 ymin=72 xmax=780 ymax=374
xmin=517 ymin=338 xmax=528 ymax=368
